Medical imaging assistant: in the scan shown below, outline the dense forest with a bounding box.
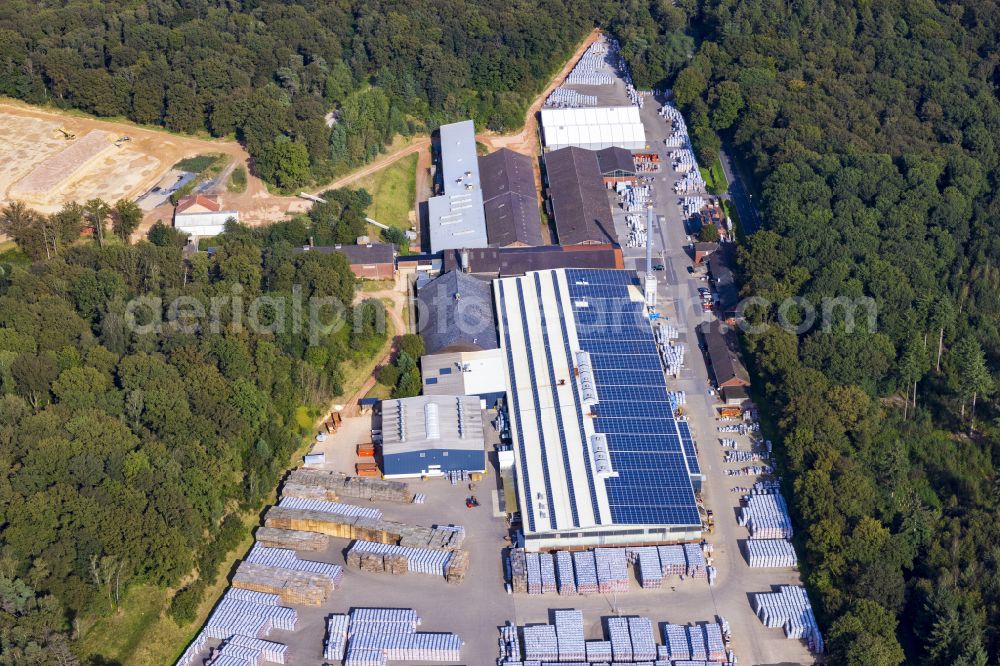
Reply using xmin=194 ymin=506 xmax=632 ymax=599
xmin=0 ymin=0 xmax=611 ymax=189
xmin=0 ymin=197 xmax=390 ymax=660
xmin=654 ymin=1 xmax=1000 ymax=664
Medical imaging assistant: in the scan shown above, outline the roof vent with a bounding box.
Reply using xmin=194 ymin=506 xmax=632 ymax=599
xmin=397 ymin=400 xmax=406 ymax=442
xmin=424 ymin=402 xmax=440 ymax=440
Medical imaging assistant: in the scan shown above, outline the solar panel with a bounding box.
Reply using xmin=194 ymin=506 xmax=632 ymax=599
xmin=498 ymin=268 xmax=701 ymax=535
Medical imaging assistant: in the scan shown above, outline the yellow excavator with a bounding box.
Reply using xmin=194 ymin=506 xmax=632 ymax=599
xmin=56 ymin=128 xmax=75 ymax=140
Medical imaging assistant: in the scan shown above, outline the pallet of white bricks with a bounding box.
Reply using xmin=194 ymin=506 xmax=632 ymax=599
xmin=498 ymin=609 xmax=736 ymax=665
xmin=324 ymin=607 xmax=463 ymax=664
xmin=282 ymin=467 xmax=415 ymax=504
xmin=752 ymin=585 xmax=824 ymax=654
xmin=508 ymin=543 xmax=708 ymax=595
xmin=175 ymin=589 xmax=296 ymax=666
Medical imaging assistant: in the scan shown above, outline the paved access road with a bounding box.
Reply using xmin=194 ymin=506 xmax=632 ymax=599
xmin=608 ymin=93 xmax=815 ymax=666
xmin=720 ymin=147 xmax=764 ymax=235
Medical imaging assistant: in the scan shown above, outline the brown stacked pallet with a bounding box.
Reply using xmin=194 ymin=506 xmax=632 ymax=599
xmin=255 ymin=526 xmax=329 ymax=551
xmin=359 ymin=552 xmax=385 ymax=573
xmin=444 ymin=550 xmax=470 ymax=584
xmin=356 ymin=462 xmax=380 ymax=477
xmin=509 ymin=549 xmax=528 ymax=594
xmin=280 ymin=482 xmax=330 ymax=501
xmin=286 ymin=469 xmax=414 ymax=503
xmin=384 ymin=553 xmax=409 ymax=575
xmin=232 ymin=561 xmax=334 ymax=605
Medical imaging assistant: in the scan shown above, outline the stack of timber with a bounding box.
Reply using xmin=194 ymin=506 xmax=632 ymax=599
xmin=264 ymin=506 xmax=464 ymax=550
xmin=444 ymin=549 xmax=470 ymax=584
xmin=232 ymin=562 xmax=336 ymax=606
xmin=284 ymin=468 xmax=414 ymax=504
xmin=255 ymin=526 xmax=329 ymax=551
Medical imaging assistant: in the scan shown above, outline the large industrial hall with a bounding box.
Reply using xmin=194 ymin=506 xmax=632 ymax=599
xmin=495 ymin=268 xmax=702 ymax=550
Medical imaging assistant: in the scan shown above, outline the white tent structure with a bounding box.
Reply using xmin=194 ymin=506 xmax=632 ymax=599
xmin=541 ymin=107 xmax=646 ymax=151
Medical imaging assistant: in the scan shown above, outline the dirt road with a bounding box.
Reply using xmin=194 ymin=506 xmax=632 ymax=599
xmin=476 ymin=28 xmax=601 ymax=157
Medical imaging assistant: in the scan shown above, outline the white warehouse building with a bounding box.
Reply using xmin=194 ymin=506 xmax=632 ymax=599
xmin=541 ymin=106 xmax=647 ymax=151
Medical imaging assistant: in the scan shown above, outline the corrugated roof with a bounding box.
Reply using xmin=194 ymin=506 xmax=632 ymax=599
xmin=295 ymin=243 xmax=395 ymax=264
xmin=416 ymin=270 xmax=497 ymax=354
xmin=699 ymin=320 xmax=750 ymax=387
xmin=595 ymin=147 xmax=635 ymax=176
xmin=380 ymin=395 xmax=485 ymax=455
xmin=441 ymin=244 xmax=623 ymax=277
xmin=479 ymin=149 xmax=542 ymax=247
xmin=544 ymin=147 xmax=617 ymax=245
xmin=429 ymin=120 xmax=488 ymax=252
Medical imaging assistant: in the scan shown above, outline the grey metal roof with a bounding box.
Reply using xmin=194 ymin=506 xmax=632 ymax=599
xmin=380 ymin=395 xmax=485 ymax=455
xmin=479 ymin=149 xmax=542 ymax=247
xmin=543 ymin=147 xmax=618 ymax=245
xmin=428 ymin=120 xmax=488 ymax=252
xmin=295 ymin=243 xmax=395 ymax=264
xmin=595 ymin=147 xmax=635 ymax=176
xmin=428 ymin=192 xmax=488 ymax=252
xmin=417 ymin=270 xmax=498 ymax=354
xmin=699 ymin=320 xmax=750 ymax=387
xmin=441 ymin=244 xmax=623 ymax=277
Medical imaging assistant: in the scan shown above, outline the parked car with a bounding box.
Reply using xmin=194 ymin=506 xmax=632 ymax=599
xmin=686 ymin=266 xmax=695 ymax=274
xmin=654 ymin=263 xmax=665 ymax=271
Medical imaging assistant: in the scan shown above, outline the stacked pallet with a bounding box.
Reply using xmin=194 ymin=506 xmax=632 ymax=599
xmin=594 ymin=548 xmax=629 ymax=593
xmin=264 ymin=505 xmax=462 ymax=550
xmin=607 ymin=617 xmax=632 ymax=661
xmin=572 ymin=550 xmax=598 ymax=594
xmin=705 ymin=623 xmax=726 ymax=661
xmin=282 ymin=467 xmax=413 ymax=504
xmin=221 ymin=635 xmax=288 ymax=664
xmin=657 ymin=545 xmax=687 ymax=576
xmin=509 ymin=549 xmax=528 ymax=594
xmin=444 ymin=549 xmax=470 ymax=584
xmin=278 ymin=496 xmax=382 ymax=520
xmin=628 ymin=546 xmax=663 ymax=588
xmin=499 ymin=624 xmax=521 ymax=662
xmin=522 ymin=624 xmax=558 ymax=661
xmin=662 ymin=624 xmax=690 ymax=660
xmin=204 ymin=590 xmax=297 ymax=638
xmin=348 ymin=540 xmax=454 ymax=577
xmin=739 ymin=494 xmax=793 ymax=539
xmin=684 ymin=543 xmax=707 ymax=578
xmin=628 ymin=617 xmax=657 ymax=661
xmin=753 ymin=586 xmax=824 ymax=654
xmin=232 ymin=562 xmax=337 ymax=606
xmin=325 ymin=614 xmax=350 ymax=660
xmin=525 ymin=551 xmax=542 ymax=595
xmin=555 ymin=550 xmax=576 ymax=594
xmin=539 ymin=552 xmax=557 ymax=594
xmin=744 ymin=538 xmax=798 ymax=567
xmin=585 ymin=639 xmax=612 ymax=662
xmin=554 ymin=610 xmax=585 ymax=661
xmin=255 ymin=526 xmax=328 ymax=551
xmin=688 ymin=624 xmax=707 ymax=660
xmin=328 ymin=608 xmax=462 ymax=663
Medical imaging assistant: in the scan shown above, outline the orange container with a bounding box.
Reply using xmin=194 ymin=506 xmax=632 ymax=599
xmin=357 ymin=443 xmax=376 ymax=457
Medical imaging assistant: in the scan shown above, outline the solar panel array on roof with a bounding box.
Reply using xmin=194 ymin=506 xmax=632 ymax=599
xmin=495 ymin=268 xmax=701 ymax=547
